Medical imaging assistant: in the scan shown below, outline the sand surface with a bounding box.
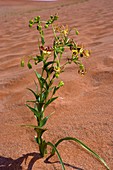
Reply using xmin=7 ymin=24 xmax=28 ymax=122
xmin=0 ymin=0 xmax=113 ymax=169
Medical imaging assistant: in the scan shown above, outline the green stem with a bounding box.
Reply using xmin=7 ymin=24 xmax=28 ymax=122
xmin=52 ymin=24 xmax=57 ymax=39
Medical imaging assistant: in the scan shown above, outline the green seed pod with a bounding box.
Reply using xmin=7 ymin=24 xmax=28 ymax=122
xmin=27 ymin=62 xmax=32 ymax=69
xmin=29 ymin=20 xmax=34 ymax=24
xmin=75 ymin=30 xmax=79 ymax=35
xmin=29 ymin=23 xmax=32 ymax=28
xmin=21 ymin=60 xmax=24 ymax=67
xmin=79 ymin=64 xmax=84 ymax=70
xmin=45 ymin=24 xmax=49 ymax=28
xmin=37 ymin=16 xmax=40 ymax=20
xmin=34 ymin=17 xmax=37 ymax=21
xmin=55 ymin=73 xmax=59 ymax=78
xmin=37 ymin=25 xmax=42 ymax=31
xmin=34 ymin=16 xmax=40 ymax=23
xmin=54 ymin=15 xmax=58 ymax=21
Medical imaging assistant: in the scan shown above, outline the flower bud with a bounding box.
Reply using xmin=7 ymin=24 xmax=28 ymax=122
xmin=21 ymin=60 xmax=24 ymax=67
xmin=75 ymin=30 xmax=79 ymax=35
xmin=58 ymin=81 xmax=64 ymax=87
xmin=45 ymin=24 xmax=49 ymax=28
xmin=27 ymin=62 xmax=32 ymax=69
xmin=29 ymin=23 xmax=32 ymax=28
xmin=55 ymin=73 xmax=59 ymax=78
xmin=37 ymin=25 xmax=42 ymax=31
xmin=29 ymin=20 xmax=34 ymax=24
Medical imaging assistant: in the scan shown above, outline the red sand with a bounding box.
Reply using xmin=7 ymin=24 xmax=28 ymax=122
xmin=0 ymin=0 xmax=113 ymax=169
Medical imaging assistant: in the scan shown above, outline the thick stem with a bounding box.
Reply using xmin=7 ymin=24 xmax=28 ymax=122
xmin=36 ymin=134 xmax=47 ymax=157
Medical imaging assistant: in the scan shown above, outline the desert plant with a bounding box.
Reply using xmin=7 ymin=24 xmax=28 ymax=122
xmin=21 ymin=15 xmax=110 ymax=170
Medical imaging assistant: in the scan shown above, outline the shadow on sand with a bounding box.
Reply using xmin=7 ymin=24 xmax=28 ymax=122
xmin=0 ymin=152 xmax=84 ymax=170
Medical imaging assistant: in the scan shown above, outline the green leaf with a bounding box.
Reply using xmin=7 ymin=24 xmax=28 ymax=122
xmin=21 ymin=124 xmax=47 ymax=138
xmin=56 ymin=47 xmax=64 ymax=54
xmin=35 ymin=71 xmax=41 ymax=79
xmin=35 ymin=71 xmax=48 ymax=89
xmin=21 ymin=124 xmax=46 ymax=130
xmin=26 ymin=100 xmax=36 ymax=103
xmin=44 ymin=61 xmax=55 ymax=70
xmin=52 ymin=137 xmax=110 ymax=170
xmin=47 ymin=142 xmax=65 ymax=170
xmin=27 ymin=88 xmax=40 ymax=102
xmin=34 ymin=80 xmax=38 ymax=94
xmin=41 ymin=91 xmax=48 ymax=102
xmin=53 ymin=86 xmax=60 ymax=95
xmin=34 ymin=126 xmax=47 ymax=134
xmin=26 ymin=104 xmax=40 ymax=118
xmin=44 ymin=97 xmax=58 ymax=109
xmin=34 ymin=127 xmax=47 ymax=145
xmin=39 ymin=112 xmax=54 ymax=127
xmin=36 ymin=55 xmax=44 ymax=63
xmin=39 ymin=116 xmax=48 ymax=127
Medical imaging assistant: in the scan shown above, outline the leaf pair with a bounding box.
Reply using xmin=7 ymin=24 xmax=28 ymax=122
xmin=35 ymin=71 xmax=48 ymax=90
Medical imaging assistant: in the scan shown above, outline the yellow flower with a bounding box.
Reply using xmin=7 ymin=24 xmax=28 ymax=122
xmin=40 ymin=46 xmax=53 ymax=55
xmin=54 ymin=66 xmax=61 ymax=73
xmin=43 ymin=50 xmax=51 ymax=55
xmin=83 ymin=49 xmax=91 ymax=58
xmin=62 ymin=25 xmax=69 ymax=36
xmin=72 ymin=49 xmax=78 ymax=55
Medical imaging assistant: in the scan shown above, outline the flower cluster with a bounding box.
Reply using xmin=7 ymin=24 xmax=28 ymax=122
xmin=40 ymin=46 xmax=53 ymax=55
xmin=54 ymin=25 xmax=69 ymax=36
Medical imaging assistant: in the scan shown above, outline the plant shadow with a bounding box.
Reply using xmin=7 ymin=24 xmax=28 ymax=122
xmin=0 ymin=152 xmax=84 ymax=170
xmin=0 ymin=152 xmax=41 ymax=170
xmin=45 ymin=154 xmax=84 ymax=170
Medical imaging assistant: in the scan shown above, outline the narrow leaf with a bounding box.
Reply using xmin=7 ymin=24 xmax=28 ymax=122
xmin=53 ymin=86 xmax=60 ymax=95
xmin=35 ymin=71 xmax=48 ymax=89
xmin=44 ymin=97 xmax=58 ymax=109
xmin=53 ymin=137 xmax=110 ymax=170
xmin=35 ymin=71 xmax=41 ymax=79
xmin=39 ymin=112 xmax=54 ymax=127
xmin=21 ymin=124 xmax=43 ymax=129
xmin=21 ymin=124 xmax=47 ymax=133
xmin=26 ymin=100 xmax=36 ymax=103
xmin=27 ymin=88 xmax=40 ymax=101
xmin=47 ymin=142 xmax=65 ymax=170
xmin=26 ymin=104 xmax=40 ymax=118
xmin=39 ymin=116 xmax=48 ymax=127
xmin=44 ymin=61 xmax=55 ymax=69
